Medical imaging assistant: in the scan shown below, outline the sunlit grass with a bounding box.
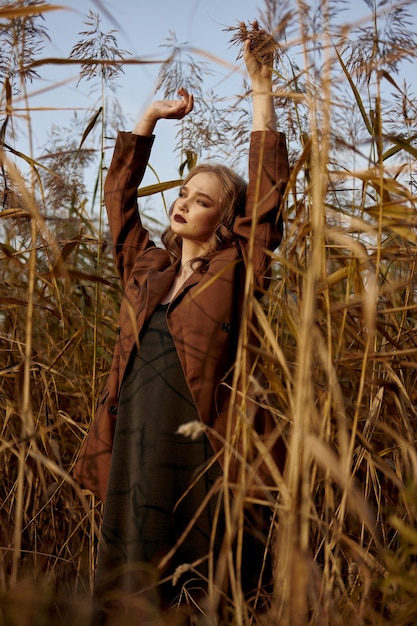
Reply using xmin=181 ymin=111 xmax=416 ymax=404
xmin=1 ymin=1 xmax=417 ymax=624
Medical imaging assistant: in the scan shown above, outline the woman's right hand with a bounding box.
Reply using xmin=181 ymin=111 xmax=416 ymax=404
xmin=133 ymin=87 xmax=194 ymax=136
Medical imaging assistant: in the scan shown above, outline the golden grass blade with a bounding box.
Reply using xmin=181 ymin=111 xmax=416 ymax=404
xmin=137 ymin=179 xmax=183 ymax=197
xmin=0 ymin=5 xmax=65 ymax=19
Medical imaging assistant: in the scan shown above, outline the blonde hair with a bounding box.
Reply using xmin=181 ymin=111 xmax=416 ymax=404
xmin=161 ymin=163 xmax=247 ymax=268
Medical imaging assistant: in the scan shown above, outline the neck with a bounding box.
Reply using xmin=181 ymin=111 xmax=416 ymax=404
xmin=180 ymin=239 xmax=209 ymax=266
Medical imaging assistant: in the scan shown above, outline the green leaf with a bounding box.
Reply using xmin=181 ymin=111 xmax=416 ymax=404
xmin=334 ymin=43 xmax=373 ymax=136
xmin=73 ymin=107 xmax=102 ymax=162
xmin=179 ymin=150 xmax=198 ymax=177
xmin=384 ymin=134 xmax=417 ymax=161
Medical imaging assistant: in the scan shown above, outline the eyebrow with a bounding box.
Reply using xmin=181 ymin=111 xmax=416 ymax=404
xmin=181 ymin=185 xmax=216 ymax=205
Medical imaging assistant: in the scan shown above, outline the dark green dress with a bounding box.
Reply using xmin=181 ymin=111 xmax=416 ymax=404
xmin=93 ymin=303 xmax=223 ymax=619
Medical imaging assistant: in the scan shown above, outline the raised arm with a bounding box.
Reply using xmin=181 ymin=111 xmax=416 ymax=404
xmin=244 ymin=31 xmax=277 ymax=132
xmin=104 ymin=89 xmax=194 ymax=285
xmin=233 ymin=28 xmax=289 ymax=284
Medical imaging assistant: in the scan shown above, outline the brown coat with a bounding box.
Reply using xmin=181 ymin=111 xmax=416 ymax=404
xmin=74 ymin=130 xmax=289 ymax=502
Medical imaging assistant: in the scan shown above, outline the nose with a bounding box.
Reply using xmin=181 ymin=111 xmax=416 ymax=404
xmin=178 ymin=199 xmax=188 ymax=212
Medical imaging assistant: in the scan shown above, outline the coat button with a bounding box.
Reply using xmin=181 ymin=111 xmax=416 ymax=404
xmin=221 ymin=322 xmax=231 ymax=332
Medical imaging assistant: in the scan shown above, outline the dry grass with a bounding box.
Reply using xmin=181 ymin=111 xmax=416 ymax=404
xmin=1 ymin=1 xmax=417 ymax=624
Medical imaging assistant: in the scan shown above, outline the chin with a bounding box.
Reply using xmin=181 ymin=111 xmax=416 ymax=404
xmin=170 ymin=222 xmax=182 ymax=235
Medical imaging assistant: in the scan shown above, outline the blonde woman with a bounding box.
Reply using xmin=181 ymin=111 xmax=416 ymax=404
xmin=75 ymin=31 xmax=289 ymax=624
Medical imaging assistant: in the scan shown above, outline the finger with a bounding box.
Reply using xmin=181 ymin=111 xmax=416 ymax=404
xmin=177 ymin=86 xmax=189 ymax=99
xmin=178 ymin=87 xmax=193 ymax=114
xmin=243 ymin=37 xmax=252 ymax=59
xmin=185 ymin=93 xmax=194 ymax=114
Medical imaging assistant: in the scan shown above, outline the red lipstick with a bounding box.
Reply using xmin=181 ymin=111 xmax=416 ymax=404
xmin=174 ymin=214 xmax=187 ymax=223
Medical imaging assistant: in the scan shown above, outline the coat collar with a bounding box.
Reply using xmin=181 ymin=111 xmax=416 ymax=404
xmin=144 ymin=260 xmax=203 ymax=315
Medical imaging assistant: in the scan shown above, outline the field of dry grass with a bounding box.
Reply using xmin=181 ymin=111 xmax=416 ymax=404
xmin=1 ymin=1 xmax=417 ymax=624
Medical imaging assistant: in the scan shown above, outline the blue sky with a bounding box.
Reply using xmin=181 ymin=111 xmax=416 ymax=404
xmin=25 ymin=0 xmax=267 ymax=188
xmin=15 ymin=0 xmax=417 ymax=200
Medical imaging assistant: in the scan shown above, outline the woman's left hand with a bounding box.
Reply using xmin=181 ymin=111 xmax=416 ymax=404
xmin=243 ymin=23 xmax=277 ymax=131
xmin=243 ymin=22 xmax=274 ymax=84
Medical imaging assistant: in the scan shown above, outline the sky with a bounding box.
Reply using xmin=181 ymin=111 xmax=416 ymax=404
xmin=9 ymin=0 xmax=417 ymax=206
xmin=27 ymin=0 xmax=268 ymax=186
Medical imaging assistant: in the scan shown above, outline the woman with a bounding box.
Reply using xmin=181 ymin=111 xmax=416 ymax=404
xmin=75 ymin=33 xmax=289 ymax=624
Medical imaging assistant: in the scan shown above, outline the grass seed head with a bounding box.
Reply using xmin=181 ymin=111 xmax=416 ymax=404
xmin=226 ymin=20 xmax=281 ymax=66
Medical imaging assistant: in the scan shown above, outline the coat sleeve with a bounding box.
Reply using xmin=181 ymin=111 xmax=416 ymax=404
xmin=104 ymin=131 xmax=156 ymax=288
xmin=233 ymin=130 xmax=289 ymax=287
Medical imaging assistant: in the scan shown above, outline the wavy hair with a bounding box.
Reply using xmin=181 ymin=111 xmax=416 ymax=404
xmin=161 ymin=163 xmax=247 ymax=269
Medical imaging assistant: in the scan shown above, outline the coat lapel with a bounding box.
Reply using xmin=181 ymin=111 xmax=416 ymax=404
xmin=144 ymin=264 xmax=203 ymax=316
xmin=144 ymin=264 xmax=177 ymax=316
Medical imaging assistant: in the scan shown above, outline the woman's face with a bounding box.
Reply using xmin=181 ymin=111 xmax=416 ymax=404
xmin=170 ymin=172 xmax=223 ymax=244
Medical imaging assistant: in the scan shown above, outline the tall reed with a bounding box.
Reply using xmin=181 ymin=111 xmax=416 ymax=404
xmin=1 ymin=1 xmax=416 ymax=624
